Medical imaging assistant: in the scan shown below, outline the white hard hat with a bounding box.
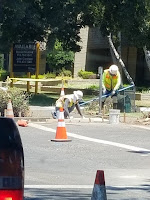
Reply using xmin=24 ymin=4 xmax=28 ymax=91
xmin=109 ymin=65 xmax=119 ymax=75
xmin=73 ymin=90 xmax=83 ymax=100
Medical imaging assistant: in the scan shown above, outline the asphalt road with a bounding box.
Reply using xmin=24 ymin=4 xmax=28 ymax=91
xmin=18 ymin=120 xmax=150 ymax=199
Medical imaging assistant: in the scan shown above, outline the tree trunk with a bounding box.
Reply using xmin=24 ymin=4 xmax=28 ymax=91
xmin=143 ymin=47 xmax=150 ymax=72
xmin=107 ymin=34 xmax=135 ymax=86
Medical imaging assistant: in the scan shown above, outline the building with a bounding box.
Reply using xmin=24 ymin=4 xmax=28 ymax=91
xmin=74 ymin=27 xmax=150 ymax=86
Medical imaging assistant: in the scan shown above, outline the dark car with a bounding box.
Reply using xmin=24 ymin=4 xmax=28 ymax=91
xmin=0 ymin=117 xmax=24 ymax=200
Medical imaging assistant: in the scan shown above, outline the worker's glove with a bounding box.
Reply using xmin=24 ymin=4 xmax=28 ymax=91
xmin=103 ymin=88 xmax=106 ymax=94
xmin=111 ymin=90 xmax=116 ymax=96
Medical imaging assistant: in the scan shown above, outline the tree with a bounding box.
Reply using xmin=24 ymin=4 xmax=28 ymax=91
xmin=0 ymin=0 xmax=150 ymax=77
xmin=0 ymin=0 xmax=48 ymax=52
xmin=46 ymin=40 xmax=74 ymax=73
xmin=78 ymin=0 xmax=150 ymax=84
xmin=0 ymin=0 xmax=84 ymax=52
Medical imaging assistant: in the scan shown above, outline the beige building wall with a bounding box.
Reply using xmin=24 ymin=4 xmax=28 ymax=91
xmin=74 ymin=27 xmax=138 ymax=83
xmin=74 ymin=27 xmax=89 ymax=77
xmin=122 ymin=47 xmax=137 ymax=82
xmin=127 ymin=47 xmax=137 ymax=81
xmin=74 ymin=27 xmax=112 ymax=75
xmin=87 ymin=28 xmax=109 ymax=49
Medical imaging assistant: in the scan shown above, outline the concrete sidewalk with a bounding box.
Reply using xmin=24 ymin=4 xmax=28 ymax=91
xmin=14 ymin=106 xmax=108 ymax=123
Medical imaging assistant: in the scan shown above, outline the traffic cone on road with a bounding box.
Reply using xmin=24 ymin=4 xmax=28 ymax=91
xmin=51 ymin=107 xmax=71 ymax=142
xmin=91 ymin=170 xmax=107 ymax=200
xmin=6 ymin=99 xmax=14 ymax=118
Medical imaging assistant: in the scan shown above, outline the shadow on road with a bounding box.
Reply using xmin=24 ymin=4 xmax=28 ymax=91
xmin=24 ymin=184 xmax=150 ymax=200
xmin=128 ymin=150 xmax=150 ymax=154
xmin=24 ymin=188 xmax=91 ymax=200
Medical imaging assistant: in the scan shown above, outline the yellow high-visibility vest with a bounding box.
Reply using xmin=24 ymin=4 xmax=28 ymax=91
xmin=102 ymin=69 xmax=121 ymax=91
xmin=56 ymin=94 xmax=75 ymax=108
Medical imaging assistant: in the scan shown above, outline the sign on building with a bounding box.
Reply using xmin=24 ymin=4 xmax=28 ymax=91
xmin=13 ymin=43 xmax=36 ymax=72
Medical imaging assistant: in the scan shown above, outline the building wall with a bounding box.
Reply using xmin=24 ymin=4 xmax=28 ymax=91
xmin=73 ymin=27 xmax=147 ymax=85
xmin=73 ymin=27 xmax=89 ymax=77
xmin=121 ymin=47 xmax=137 ymax=82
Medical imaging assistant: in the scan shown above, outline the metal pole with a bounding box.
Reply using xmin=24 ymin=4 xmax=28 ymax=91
xmin=98 ymin=66 xmax=103 ymax=114
xmin=35 ymin=42 xmax=40 ymax=94
xmin=27 ymin=72 xmax=30 ymax=92
xmin=10 ymin=46 xmax=14 ymax=88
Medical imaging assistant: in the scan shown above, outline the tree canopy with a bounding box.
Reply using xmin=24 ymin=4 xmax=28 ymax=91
xmin=0 ymin=0 xmax=150 ymax=52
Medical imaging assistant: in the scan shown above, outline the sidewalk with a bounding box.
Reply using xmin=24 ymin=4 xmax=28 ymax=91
xmin=14 ymin=106 xmax=148 ymax=125
xmin=13 ymin=106 xmax=108 ymax=123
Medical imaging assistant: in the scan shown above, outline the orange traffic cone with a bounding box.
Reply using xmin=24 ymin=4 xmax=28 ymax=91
xmin=60 ymin=86 xmax=65 ymax=96
xmin=91 ymin=170 xmax=107 ymax=200
xmin=6 ymin=99 xmax=14 ymax=118
xmin=51 ymin=107 xmax=71 ymax=142
xmin=17 ymin=119 xmax=28 ymax=127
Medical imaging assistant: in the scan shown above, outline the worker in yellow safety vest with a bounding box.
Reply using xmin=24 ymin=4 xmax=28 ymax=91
xmin=102 ymin=64 xmax=121 ymax=96
xmin=52 ymin=90 xmax=84 ymax=119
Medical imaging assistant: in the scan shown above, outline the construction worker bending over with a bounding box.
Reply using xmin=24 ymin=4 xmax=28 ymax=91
xmin=52 ymin=90 xmax=84 ymax=119
xmin=102 ymin=64 xmax=121 ymax=108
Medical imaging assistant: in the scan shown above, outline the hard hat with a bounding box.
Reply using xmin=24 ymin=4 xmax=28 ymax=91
xmin=109 ymin=65 xmax=118 ymax=75
xmin=73 ymin=90 xmax=83 ymax=100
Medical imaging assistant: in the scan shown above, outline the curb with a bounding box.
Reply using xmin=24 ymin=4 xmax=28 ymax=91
xmin=14 ymin=117 xmax=109 ymax=123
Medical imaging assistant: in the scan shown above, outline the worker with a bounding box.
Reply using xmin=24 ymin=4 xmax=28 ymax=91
xmin=102 ymin=64 xmax=121 ymax=108
xmin=52 ymin=90 xmax=84 ymax=119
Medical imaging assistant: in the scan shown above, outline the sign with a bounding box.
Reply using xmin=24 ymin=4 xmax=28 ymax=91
xmin=13 ymin=43 xmax=36 ymax=72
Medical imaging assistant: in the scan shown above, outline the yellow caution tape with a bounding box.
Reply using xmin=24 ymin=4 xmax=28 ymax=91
xmin=9 ymin=78 xmax=62 ymax=82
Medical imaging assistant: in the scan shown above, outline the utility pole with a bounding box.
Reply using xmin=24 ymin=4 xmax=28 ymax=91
xmin=98 ymin=66 xmax=103 ymax=114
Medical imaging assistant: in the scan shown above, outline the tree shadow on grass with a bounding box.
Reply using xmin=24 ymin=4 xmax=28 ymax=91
xmin=29 ymin=93 xmax=59 ymax=106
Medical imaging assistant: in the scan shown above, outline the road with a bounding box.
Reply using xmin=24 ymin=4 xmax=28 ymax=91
xmin=18 ymin=120 xmax=150 ymax=199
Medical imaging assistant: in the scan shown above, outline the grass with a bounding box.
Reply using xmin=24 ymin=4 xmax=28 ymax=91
xmin=29 ymin=93 xmax=96 ymax=106
xmin=135 ymin=100 xmax=150 ymax=107
xmin=29 ymin=92 xmax=150 ymax=108
xmin=29 ymin=93 xmax=59 ymax=106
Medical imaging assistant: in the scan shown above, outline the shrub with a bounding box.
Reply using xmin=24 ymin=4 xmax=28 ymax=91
xmin=45 ymin=72 xmax=56 ymax=79
xmin=58 ymin=68 xmax=72 ymax=77
xmin=0 ymin=69 xmax=9 ymax=81
xmin=46 ymin=40 xmax=74 ymax=73
xmin=31 ymin=74 xmax=45 ymax=79
xmin=31 ymin=72 xmax=56 ymax=79
xmin=87 ymin=85 xmax=99 ymax=90
xmin=0 ymin=88 xmax=31 ymax=117
xmin=78 ymin=70 xmax=95 ymax=79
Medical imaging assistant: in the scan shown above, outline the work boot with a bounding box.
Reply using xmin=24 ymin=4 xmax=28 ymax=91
xmin=51 ymin=111 xmax=57 ymax=119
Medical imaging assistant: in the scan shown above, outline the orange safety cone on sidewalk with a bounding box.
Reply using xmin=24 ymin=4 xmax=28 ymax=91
xmin=6 ymin=99 xmax=14 ymax=118
xmin=60 ymin=85 xmax=65 ymax=96
xmin=91 ymin=170 xmax=107 ymax=200
xmin=51 ymin=107 xmax=71 ymax=142
xmin=60 ymin=87 xmax=65 ymax=96
xmin=60 ymin=79 xmax=65 ymax=96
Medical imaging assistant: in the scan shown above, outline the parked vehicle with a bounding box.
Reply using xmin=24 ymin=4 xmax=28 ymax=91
xmin=0 ymin=118 xmax=24 ymax=200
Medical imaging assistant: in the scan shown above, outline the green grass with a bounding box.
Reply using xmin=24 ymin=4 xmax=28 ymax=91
xmin=29 ymin=93 xmax=59 ymax=106
xmin=29 ymin=93 xmax=97 ymax=106
xmin=29 ymin=92 xmax=150 ymax=108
